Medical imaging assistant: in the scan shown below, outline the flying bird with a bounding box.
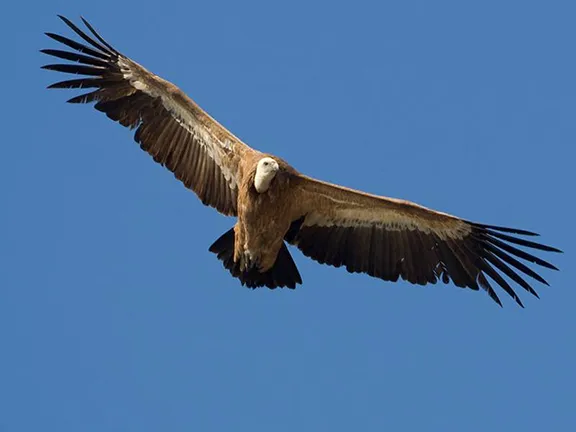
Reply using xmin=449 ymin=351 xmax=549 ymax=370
xmin=42 ymin=16 xmax=561 ymax=307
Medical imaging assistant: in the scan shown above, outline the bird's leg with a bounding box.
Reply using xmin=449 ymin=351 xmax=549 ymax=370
xmin=233 ymin=224 xmax=245 ymax=265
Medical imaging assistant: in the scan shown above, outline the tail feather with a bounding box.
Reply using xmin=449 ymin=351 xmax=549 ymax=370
xmin=209 ymin=228 xmax=302 ymax=289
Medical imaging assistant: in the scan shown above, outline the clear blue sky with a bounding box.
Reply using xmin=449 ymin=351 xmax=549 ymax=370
xmin=1 ymin=1 xmax=574 ymax=431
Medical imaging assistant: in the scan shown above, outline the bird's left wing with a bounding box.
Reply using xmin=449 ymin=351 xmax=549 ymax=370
xmin=287 ymin=175 xmax=561 ymax=307
xmin=42 ymin=16 xmax=253 ymax=216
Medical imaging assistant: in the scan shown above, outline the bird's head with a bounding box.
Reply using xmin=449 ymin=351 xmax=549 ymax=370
xmin=254 ymin=157 xmax=280 ymax=192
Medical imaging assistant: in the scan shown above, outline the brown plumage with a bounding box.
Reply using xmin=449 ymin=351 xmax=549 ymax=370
xmin=42 ymin=16 xmax=562 ymax=307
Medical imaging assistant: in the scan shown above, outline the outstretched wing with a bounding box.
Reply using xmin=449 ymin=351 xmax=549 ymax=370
xmin=42 ymin=16 xmax=253 ymax=216
xmin=287 ymin=175 xmax=561 ymax=307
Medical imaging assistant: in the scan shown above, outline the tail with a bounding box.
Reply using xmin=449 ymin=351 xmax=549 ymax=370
xmin=209 ymin=228 xmax=302 ymax=289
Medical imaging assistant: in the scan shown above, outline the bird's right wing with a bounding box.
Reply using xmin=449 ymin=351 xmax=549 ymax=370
xmin=42 ymin=16 xmax=254 ymax=216
xmin=287 ymin=175 xmax=561 ymax=307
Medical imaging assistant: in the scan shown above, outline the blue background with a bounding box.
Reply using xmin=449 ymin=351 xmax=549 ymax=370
xmin=1 ymin=1 xmax=574 ymax=430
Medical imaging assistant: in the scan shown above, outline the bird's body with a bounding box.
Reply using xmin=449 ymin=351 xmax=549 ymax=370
xmin=42 ymin=16 xmax=561 ymax=306
xmin=234 ymin=155 xmax=298 ymax=273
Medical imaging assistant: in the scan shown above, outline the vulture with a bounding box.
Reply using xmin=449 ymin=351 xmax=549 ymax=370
xmin=42 ymin=16 xmax=561 ymax=307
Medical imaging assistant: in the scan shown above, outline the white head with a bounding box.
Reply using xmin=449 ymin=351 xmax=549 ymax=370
xmin=254 ymin=157 xmax=280 ymax=193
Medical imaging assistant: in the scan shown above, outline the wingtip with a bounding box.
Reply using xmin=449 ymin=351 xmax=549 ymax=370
xmin=44 ymin=32 xmax=62 ymax=42
xmin=57 ymin=14 xmax=70 ymax=24
xmin=471 ymin=221 xmax=551 ymax=238
xmin=516 ymin=229 xmax=541 ymax=237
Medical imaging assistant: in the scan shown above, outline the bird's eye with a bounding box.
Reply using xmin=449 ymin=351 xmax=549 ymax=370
xmin=263 ymin=161 xmax=269 ymax=166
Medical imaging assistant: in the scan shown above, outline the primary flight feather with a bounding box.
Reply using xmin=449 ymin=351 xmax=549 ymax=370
xmin=42 ymin=16 xmax=561 ymax=307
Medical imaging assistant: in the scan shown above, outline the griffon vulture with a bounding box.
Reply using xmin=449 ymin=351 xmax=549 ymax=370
xmin=42 ymin=16 xmax=561 ymax=307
